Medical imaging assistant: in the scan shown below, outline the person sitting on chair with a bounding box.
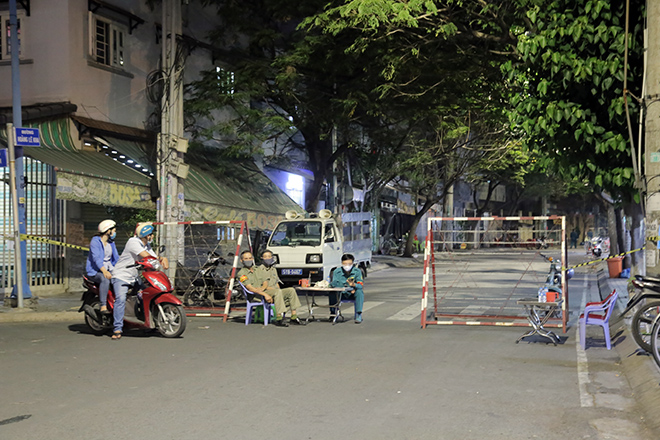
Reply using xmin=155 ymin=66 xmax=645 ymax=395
xmin=330 ymin=253 xmax=364 ymax=323
xmin=236 ymin=250 xmax=305 ymax=326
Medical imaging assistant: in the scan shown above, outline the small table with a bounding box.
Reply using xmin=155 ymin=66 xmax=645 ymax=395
xmin=516 ymin=298 xmax=563 ymax=345
xmin=294 ymin=286 xmax=348 ymax=324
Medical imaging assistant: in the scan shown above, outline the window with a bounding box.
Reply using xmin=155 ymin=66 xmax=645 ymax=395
xmin=90 ymin=14 xmax=125 ymax=68
xmin=0 ymin=11 xmax=25 ymax=61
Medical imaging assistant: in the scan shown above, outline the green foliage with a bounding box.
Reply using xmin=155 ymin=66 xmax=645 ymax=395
xmin=502 ymin=0 xmax=644 ymax=201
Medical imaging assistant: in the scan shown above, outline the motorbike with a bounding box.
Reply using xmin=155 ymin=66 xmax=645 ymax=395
xmin=182 ymin=252 xmax=232 ymax=307
xmin=79 ymin=256 xmax=187 ymax=338
xmin=587 ymin=236 xmax=604 ymax=258
xmin=620 ymin=274 xmax=660 ymax=353
xmin=537 ymin=254 xmax=573 ymax=312
xmin=535 ymin=236 xmax=549 ymax=249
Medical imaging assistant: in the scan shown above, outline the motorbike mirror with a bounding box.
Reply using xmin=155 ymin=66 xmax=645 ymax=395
xmin=227 ymin=252 xmax=235 ymax=257
xmin=159 ymin=245 xmax=166 ymax=253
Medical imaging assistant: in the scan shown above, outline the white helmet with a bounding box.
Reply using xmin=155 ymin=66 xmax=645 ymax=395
xmin=98 ymin=219 xmax=116 ymax=234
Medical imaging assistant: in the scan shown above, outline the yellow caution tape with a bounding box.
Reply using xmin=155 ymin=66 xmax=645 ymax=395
xmin=563 ymin=246 xmax=645 ymax=271
xmin=17 ymin=234 xmax=90 ymax=251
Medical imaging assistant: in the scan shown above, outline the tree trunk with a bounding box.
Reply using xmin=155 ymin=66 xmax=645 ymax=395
xmin=624 ymin=201 xmax=645 ymax=274
xmin=615 ymin=207 xmax=625 ymax=256
xmin=606 ymin=203 xmax=618 ymax=256
xmin=402 ymin=199 xmax=437 ymax=257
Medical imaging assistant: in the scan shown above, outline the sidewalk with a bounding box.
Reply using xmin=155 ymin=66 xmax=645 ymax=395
xmin=598 ymin=267 xmax=660 ymax=435
xmin=0 ymin=294 xmax=82 ymax=323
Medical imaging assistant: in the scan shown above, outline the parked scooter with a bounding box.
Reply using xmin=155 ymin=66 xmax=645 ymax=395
xmin=182 ymin=252 xmax=232 ymax=307
xmin=537 ymin=254 xmax=573 ymax=310
xmin=79 ymin=256 xmax=187 ymax=338
xmin=587 ymin=236 xmax=604 ymax=258
xmin=535 ymin=236 xmax=549 ymax=250
xmin=620 ymin=275 xmax=660 ymax=352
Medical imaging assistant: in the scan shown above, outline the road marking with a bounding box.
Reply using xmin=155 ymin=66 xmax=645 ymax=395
xmin=459 ymin=305 xmax=492 ymax=315
xmin=362 ymin=301 xmax=384 ymax=312
xmin=577 ymin=274 xmax=594 ymax=407
xmin=387 ymin=303 xmax=422 ymax=321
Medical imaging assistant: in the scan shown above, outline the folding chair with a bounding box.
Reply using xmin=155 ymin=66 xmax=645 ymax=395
xmin=237 ymin=281 xmax=274 ymax=326
xmin=331 ymin=294 xmax=356 ymax=324
xmin=579 ymin=289 xmax=618 ymax=350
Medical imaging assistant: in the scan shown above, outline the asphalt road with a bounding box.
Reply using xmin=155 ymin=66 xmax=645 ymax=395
xmin=0 ymin=263 xmax=654 ymax=439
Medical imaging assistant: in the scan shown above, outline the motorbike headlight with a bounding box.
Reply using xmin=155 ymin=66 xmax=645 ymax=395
xmin=151 ymin=278 xmax=168 ymax=291
xmin=306 ymin=254 xmax=322 ymax=264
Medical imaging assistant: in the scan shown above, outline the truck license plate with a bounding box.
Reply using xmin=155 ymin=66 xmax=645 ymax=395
xmin=281 ymin=269 xmax=303 ymax=275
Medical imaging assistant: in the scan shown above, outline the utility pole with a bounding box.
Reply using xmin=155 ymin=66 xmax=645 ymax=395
xmin=6 ymin=0 xmax=32 ymax=307
xmin=159 ymin=0 xmax=187 ymax=277
xmin=645 ymin=1 xmax=660 ymax=270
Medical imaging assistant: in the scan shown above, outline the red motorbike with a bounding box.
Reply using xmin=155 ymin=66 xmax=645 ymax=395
xmin=79 ymin=257 xmax=187 ymax=338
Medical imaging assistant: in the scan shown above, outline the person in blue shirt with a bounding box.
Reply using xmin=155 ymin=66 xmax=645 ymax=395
xmin=330 ymin=253 xmax=364 ymax=323
xmin=85 ymin=219 xmax=119 ymax=314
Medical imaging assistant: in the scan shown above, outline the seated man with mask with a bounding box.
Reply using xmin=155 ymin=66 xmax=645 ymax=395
xmin=330 ymin=253 xmax=364 ymax=323
xmin=237 ymin=250 xmax=305 ymax=326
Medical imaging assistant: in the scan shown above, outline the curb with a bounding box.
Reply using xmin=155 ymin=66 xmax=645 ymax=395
xmin=0 ymin=310 xmax=81 ymax=324
xmin=598 ymin=271 xmax=660 ymax=435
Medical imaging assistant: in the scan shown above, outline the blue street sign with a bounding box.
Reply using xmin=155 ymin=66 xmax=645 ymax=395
xmin=0 ymin=149 xmax=6 ymax=167
xmin=14 ymin=127 xmax=40 ymax=147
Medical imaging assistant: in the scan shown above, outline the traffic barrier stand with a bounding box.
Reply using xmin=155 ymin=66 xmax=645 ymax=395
xmin=420 ymin=215 xmax=568 ymax=332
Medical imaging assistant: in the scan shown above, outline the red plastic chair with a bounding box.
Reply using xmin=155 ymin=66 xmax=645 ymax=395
xmin=579 ymin=290 xmax=618 ymax=350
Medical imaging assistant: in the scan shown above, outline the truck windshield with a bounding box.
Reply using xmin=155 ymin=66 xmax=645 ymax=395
xmin=270 ymin=221 xmax=321 ymax=247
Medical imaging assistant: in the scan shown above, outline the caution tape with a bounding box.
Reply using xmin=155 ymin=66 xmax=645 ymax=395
xmin=7 ymin=234 xmax=90 ymax=251
xmin=564 ymin=246 xmax=645 ymax=271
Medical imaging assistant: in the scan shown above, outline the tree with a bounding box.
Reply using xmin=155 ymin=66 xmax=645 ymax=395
xmin=304 ymin=1 xmax=526 ymax=255
xmin=502 ymin=0 xmax=645 ymax=265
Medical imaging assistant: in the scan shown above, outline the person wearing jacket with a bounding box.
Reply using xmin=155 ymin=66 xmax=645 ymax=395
xmin=85 ymin=219 xmax=119 ymax=314
xmin=330 ymin=253 xmax=364 ymax=323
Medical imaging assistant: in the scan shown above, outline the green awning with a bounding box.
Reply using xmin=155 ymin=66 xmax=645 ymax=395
xmin=2 ymin=116 xmax=303 ymax=225
xmin=24 ymin=147 xmax=153 ymax=209
xmin=185 ymin=162 xmax=303 ymax=229
xmin=0 ymin=118 xmax=78 ymax=151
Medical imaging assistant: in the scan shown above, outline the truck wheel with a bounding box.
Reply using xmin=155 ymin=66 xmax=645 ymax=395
xmin=360 ymin=266 xmax=367 ymax=279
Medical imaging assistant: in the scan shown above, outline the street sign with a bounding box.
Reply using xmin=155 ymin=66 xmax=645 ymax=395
xmin=0 ymin=149 xmax=6 ymax=167
xmin=14 ymin=127 xmax=40 ymax=147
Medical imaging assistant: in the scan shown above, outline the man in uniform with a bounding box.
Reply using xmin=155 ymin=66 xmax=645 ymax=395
xmin=237 ymin=250 xmax=305 ymax=326
xmin=330 ymin=253 xmax=364 ymax=323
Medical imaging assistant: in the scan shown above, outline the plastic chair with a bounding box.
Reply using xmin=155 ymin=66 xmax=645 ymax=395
xmin=237 ymin=281 xmax=274 ymax=326
xmin=579 ymin=290 xmax=618 ymax=350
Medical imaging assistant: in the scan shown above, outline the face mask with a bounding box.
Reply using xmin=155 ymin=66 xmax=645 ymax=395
xmin=263 ymin=258 xmax=275 ymax=267
xmin=109 ymin=231 xmax=117 ymax=241
xmin=342 ymin=264 xmax=353 ymax=272
xmin=243 ymin=260 xmax=254 ymax=268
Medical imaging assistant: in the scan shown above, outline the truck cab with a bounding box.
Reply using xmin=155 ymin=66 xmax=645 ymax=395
xmin=267 ymin=211 xmax=371 ymax=285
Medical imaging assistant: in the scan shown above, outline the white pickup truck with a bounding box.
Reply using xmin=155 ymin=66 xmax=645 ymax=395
xmin=266 ymin=211 xmax=372 ymax=284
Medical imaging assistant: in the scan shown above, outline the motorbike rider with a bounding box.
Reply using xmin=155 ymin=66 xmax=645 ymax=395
xmin=109 ymin=223 xmax=169 ymax=340
xmin=85 ymin=220 xmax=119 ymax=314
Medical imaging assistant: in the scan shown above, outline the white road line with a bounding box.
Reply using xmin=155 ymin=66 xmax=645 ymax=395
xmin=387 ymin=303 xmax=422 ymax=321
xmin=577 ymin=274 xmax=593 ymax=407
xmin=362 ymin=301 xmax=385 ymax=312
